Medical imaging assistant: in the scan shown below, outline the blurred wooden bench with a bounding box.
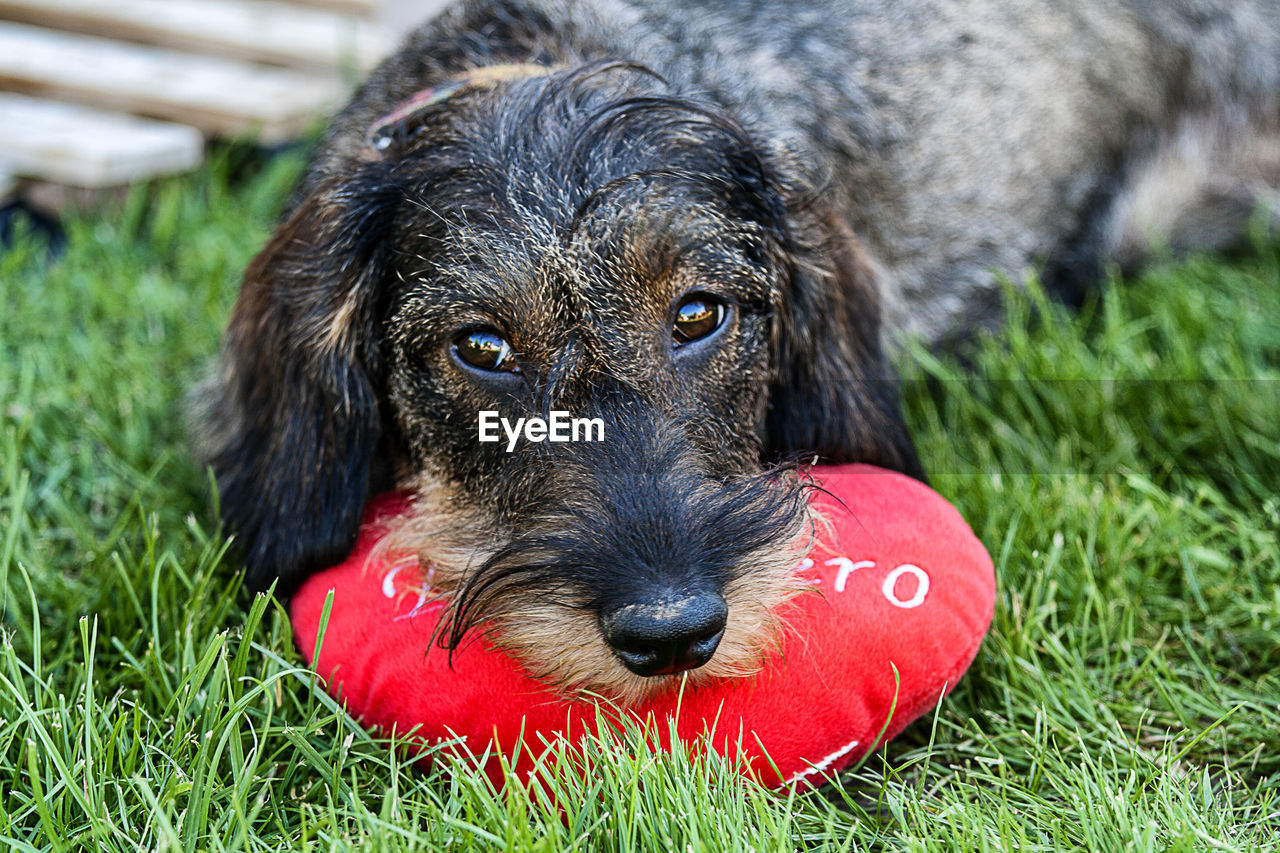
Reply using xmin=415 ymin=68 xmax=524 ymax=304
xmin=0 ymin=0 xmax=407 ymax=205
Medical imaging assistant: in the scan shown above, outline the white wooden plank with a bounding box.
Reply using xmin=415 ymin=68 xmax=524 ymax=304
xmin=0 ymin=23 xmax=346 ymax=143
xmin=288 ymin=0 xmax=379 ymax=15
xmin=0 ymin=0 xmax=392 ymax=71
xmin=0 ymin=94 xmax=203 ymax=187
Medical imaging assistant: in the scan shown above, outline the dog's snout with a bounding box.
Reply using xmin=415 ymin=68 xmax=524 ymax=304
xmin=601 ymin=593 xmax=728 ymax=677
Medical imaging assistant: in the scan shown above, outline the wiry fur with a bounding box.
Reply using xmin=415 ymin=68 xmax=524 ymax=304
xmin=379 ymin=410 xmax=814 ymax=702
xmin=196 ymin=0 xmax=1279 ymax=701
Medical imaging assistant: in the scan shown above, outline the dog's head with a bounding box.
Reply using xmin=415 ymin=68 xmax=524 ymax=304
xmin=198 ymin=62 xmax=922 ymax=701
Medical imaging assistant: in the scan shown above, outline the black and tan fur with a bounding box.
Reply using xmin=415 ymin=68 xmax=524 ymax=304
xmin=196 ymin=0 xmax=1280 ymax=702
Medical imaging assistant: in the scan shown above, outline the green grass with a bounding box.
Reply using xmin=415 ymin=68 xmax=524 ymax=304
xmin=2 ymin=148 xmax=1278 ymax=851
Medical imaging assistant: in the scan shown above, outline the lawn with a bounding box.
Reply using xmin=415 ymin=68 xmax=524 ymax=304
xmin=2 ymin=147 xmax=1278 ymax=851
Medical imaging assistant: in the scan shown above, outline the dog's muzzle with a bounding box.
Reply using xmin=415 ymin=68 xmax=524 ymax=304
xmin=600 ymin=592 xmax=728 ymax=677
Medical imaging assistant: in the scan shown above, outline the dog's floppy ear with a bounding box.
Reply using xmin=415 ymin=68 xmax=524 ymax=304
xmin=765 ymin=207 xmax=926 ymax=480
xmin=197 ymin=168 xmax=400 ymax=594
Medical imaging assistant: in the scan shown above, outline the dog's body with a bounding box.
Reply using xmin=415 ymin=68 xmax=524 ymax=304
xmin=199 ymin=0 xmax=1280 ymax=701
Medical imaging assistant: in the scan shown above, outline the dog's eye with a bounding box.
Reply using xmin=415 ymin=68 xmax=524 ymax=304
xmin=673 ymin=296 xmax=726 ymax=346
xmin=453 ymin=329 xmax=520 ymax=373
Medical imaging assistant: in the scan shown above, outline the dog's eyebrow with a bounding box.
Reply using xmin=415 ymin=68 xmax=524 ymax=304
xmin=566 ymin=167 xmax=761 ymax=245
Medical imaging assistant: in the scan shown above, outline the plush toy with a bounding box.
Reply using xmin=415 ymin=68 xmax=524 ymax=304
xmin=291 ymin=464 xmax=995 ymax=789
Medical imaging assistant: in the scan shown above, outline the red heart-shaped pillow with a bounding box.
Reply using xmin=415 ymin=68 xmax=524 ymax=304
xmin=291 ymin=464 xmax=995 ymax=788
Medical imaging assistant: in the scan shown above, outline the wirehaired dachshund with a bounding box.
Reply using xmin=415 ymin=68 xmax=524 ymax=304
xmin=196 ymin=0 xmax=1280 ymax=701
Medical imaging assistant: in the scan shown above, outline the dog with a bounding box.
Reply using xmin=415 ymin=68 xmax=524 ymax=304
xmin=196 ymin=0 xmax=1280 ymax=702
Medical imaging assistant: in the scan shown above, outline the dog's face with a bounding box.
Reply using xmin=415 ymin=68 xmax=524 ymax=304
xmin=200 ymin=63 xmax=921 ymax=701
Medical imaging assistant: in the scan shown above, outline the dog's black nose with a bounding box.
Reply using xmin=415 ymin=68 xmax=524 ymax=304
xmin=601 ymin=593 xmax=728 ymax=677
